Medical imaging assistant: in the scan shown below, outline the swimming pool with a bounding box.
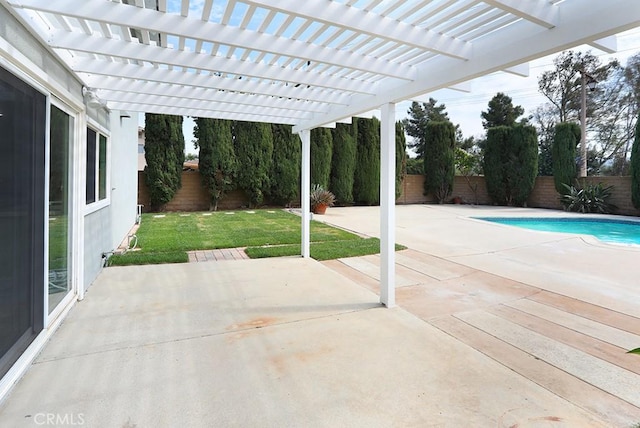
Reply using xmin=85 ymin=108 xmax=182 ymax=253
xmin=474 ymin=217 xmax=640 ymax=246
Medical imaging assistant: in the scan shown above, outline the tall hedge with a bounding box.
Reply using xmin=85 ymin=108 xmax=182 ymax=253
xmin=631 ymin=113 xmax=640 ymax=209
xmin=353 ymin=117 xmax=381 ymax=205
xmin=423 ymin=121 xmax=455 ymax=203
xmin=269 ymin=124 xmax=300 ymax=206
xmin=144 ymin=113 xmax=185 ymax=210
xmin=552 ymin=122 xmax=580 ymax=194
xmin=194 ymin=118 xmax=236 ymax=211
xmin=330 ymin=122 xmax=357 ymax=205
xmin=395 ymin=121 xmax=407 ymax=199
xmin=234 ymin=121 xmax=273 ymax=207
xmin=484 ymin=125 xmax=538 ymax=206
xmin=310 ymin=127 xmax=333 ymax=189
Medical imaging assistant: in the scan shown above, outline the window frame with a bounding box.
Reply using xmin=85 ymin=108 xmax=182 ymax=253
xmin=84 ymin=120 xmax=110 ymax=214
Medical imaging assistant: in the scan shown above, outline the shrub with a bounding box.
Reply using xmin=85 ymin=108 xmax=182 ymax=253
xmin=484 ymin=125 xmax=538 ymax=206
xmin=395 ymin=121 xmax=407 ymax=199
xmin=560 ymin=182 xmax=617 ymax=214
xmin=144 ymin=113 xmax=184 ymax=210
xmin=423 ymin=121 xmax=455 ymax=203
xmin=194 ymin=118 xmax=236 ymax=211
xmin=311 ymin=127 xmax=333 ymax=189
xmin=552 ymin=122 xmax=580 ymax=195
xmin=406 ymin=157 xmax=424 ymax=174
xmin=234 ymin=121 xmax=273 ymax=207
xmin=330 ymin=123 xmax=357 ymax=205
xmin=269 ymin=124 xmax=300 ymax=206
xmin=353 ymin=117 xmax=381 ymax=205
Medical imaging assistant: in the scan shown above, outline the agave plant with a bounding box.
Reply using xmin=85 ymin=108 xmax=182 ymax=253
xmin=560 ymin=182 xmax=617 ymax=214
xmin=310 ymin=184 xmax=335 ymax=212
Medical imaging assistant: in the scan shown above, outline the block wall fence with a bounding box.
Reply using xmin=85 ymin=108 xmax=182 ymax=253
xmin=138 ymin=171 xmax=639 ymax=217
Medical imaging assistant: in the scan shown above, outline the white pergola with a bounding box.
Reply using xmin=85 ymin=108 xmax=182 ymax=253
xmin=4 ymin=0 xmax=638 ymax=306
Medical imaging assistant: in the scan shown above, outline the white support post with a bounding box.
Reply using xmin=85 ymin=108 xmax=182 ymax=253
xmin=380 ymin=103 xmax=396 ymax=307
xmin=299 ymin=129 xmax=311 ymax=258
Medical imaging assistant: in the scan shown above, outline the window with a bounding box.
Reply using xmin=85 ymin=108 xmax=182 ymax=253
xmin=85 ymin=127 xmax=108 ymax=206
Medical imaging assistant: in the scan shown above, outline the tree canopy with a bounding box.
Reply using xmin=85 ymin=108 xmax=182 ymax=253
xmin=402 ymin=99 xmax=450 ymax=159
xmin=194 ymin=118 xmax=236 ymax=211
xmin=534 ymin=50 xmax=637 ymax=175
xmin=143 ymin=113 xmax=185 ymax=210
xmin=481 ymin=92 xmax=525 ymax=129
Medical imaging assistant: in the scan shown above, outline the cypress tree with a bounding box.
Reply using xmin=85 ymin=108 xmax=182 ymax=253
xmin=484 ymin=126 xmax=511 ymax=205
xmin=310 ymin=127 xmax=333 ymax=189
xmin=144 ymin=113 xmax=184 ymax=210
xmin=631 ymin=113 xmax=640 ymax=209
xmin=395 ymin=121 xmax=407 ymax=199
xmin=423 ymin=121 xmax=455 ymax=203
xmin=234 ymin=121 xmax=273 ymax=207
xmin=484 ymin=125 xmax=538 ymax=206
xmin=508 ymin=124 xmax=539 ymax=206
xmin=269 ymin=123 xmax=300 ymax=206
xmin=552 ymin=122 xmax=580 ymax=194
xmin=194 ymin=118 xmax=236 ymax=211
xmin=330 ymin=122 xmax=357 ymax=205
xmin=353 ymin=117 xmax=380 ymax=205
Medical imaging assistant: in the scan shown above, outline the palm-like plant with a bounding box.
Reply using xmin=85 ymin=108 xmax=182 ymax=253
xmin=560 ymin=182 xmax=617 ymax=214
xmin=310 ymin=184 xmax=335 ymax=213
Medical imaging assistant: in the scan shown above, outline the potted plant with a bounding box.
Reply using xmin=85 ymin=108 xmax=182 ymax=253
xmin=310 ymin=184 xmax=335 ymax=215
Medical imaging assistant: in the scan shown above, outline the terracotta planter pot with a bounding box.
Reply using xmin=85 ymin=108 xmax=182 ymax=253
xmin=313 ymin=203 xmax=328 ymax=214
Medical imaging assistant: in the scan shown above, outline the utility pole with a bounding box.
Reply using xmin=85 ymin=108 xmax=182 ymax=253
xmin=579 ymin=68 xmax=596 ymax=177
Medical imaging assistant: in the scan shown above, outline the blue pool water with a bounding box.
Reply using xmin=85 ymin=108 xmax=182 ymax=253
xmin=474 ymin=217 xmax=640 ymax=246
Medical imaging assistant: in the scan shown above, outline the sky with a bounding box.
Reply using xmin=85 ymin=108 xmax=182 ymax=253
xmin=138 ymin=21 xmax=640 ymax=156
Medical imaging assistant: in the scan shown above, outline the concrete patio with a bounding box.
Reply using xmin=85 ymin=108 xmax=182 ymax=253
xmin=1 ymin=205 xmax=639 ymax=427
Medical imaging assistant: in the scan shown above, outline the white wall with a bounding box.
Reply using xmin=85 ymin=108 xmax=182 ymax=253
xmin=110 ymin=111 xmax=140 ymax=250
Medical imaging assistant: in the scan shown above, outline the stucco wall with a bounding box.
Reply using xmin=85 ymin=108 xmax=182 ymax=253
xmin=110 ymin=112 xmax=140 ymax=250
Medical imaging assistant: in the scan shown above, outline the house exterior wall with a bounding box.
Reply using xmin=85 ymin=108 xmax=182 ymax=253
xmin=110 ymin=112 xmax=140 ymax=250
xmin=0 ymin=4 xmax=138 ymax=399
xmin=83 ymin=208 xmax=112 ymax=290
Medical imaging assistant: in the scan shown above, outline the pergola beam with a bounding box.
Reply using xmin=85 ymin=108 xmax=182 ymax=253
xmin=108 ymin=101 xmax=299 ymax=124
xmin=294 ymin=0 xmax=640 ymax=132
xmin=9 ymin=0 xmax=416 ymax=80
xmin=95 ymin=84 xmax=331 ymax=114
xmin=483 ymin=0 xmax=558 ymax=29
xmin=50 ymin=31 xmax=376 ymax=94
xmin=101 ymin=91 xmax=315 ymax=120
xmin=244 ymin=0 xmax=472 ymax=59
xmin=74 ymin=60 xmax=351 ymax=106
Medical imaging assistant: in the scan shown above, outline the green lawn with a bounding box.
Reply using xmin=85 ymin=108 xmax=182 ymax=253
xmin=109 ymin=209 xmax=403 ymax=266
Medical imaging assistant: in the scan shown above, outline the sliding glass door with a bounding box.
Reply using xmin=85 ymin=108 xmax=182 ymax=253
xmin=0 ymin=66 xmax=46 ymax=379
